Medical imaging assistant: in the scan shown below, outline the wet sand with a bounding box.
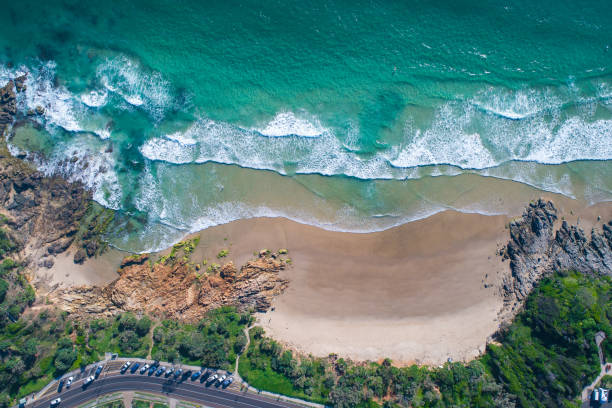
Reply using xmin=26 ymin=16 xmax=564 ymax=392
xmin=185 ymin=196 xmax=612 ymax=365
xmin=40 ymin=194 xmax=612 ymax=365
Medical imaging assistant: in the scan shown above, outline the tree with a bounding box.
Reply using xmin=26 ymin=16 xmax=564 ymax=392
xmin=54 ymin=348 xmax=76 ymax=373
xmin=0 ymin=278 xmax=8 ymax=303
xmin=233 ymin=333 xmax=247 ymax=354
xmin=135 ymin=316 xmax=152 ymax=336
xmin=118 ymin=313 xmax=137 ymax=332
xmin=118 ymin=330 xmax=141 ymax=354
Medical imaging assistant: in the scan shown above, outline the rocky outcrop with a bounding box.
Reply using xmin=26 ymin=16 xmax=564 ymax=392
xmin=50 ymin=251 xmax=289 ymax=321
xmin=500 ymin=199 xmax=612 ymax=321
xmin=0 ymin=79 xmax=91 ymax=265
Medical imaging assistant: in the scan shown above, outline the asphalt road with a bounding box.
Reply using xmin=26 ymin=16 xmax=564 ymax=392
xmin=31 ymin=372 xmax=303 ymax=408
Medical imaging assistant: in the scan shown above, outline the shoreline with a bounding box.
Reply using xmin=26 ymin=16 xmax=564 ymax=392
xmin=34 ymin=194 xmax=612 ymax=365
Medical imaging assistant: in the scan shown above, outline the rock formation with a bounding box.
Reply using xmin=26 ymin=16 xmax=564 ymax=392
xmin=499 ymin=199 xmax=612 ymax=321
xmin=0 ymin=78 xmax=91 ymax=268
xmin=50 ymin=250 xmax=289 ymax=321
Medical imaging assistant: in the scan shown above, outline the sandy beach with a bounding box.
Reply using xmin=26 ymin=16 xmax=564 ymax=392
xmin=35 ymin=192 xmax=612 ymax=365
xmin=34 ymin=247 xmax=126 ymax=290
xmin=185 ymin=195 xmax=612 ymax=365
xmin=182 ymin=210 xmax=506 ymax=365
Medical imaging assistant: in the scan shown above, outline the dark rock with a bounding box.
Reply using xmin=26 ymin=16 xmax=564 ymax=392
xmin=47 ymin=237 xmax=73 ymax=255
xmin=119 ymin=254 xmax=149 ymax=269
xmin=500 ymin=199 xmax=612 ymax=322
xmin=85 ymin=240 xmax=98 ymax=257
xmin=14 ymin=74 xmax=27 ymax=92
xmin=74 ymin=249 xmax=86 ymax=264
xmin=41 ymin=258 xmax=54 ymax=269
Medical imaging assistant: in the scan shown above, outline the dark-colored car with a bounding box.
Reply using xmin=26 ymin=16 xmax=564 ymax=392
xmin=94 ymin=365 xmax=103 ymax=378
xmin=173 ymin=368 xmax=183 ymax=379
xmin=130 ymin=363 xmax=140 ymax=373
xmin=147 ymin=365 xmax=156 ymax=375
xmin=191 ymin=370 xmax=202 ymax=381
xmin=222 ymin=377 xmax=234 ymax=388
xmin=165 ymin=367 xmax=174 ymax=378
xmin=181 ymin=370 xmax=192 ymax=382
xmin=155 ymin=367 xmax=165 ymax=376
xmin=57 ymin=379 xmax=65 ymax=393
xmin=151 ymin=360 xmax=160 ymax=369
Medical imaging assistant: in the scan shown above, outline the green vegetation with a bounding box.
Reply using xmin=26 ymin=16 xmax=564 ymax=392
xmin=150 ymin=307 xmax=252 ymax=370
xmin=217 ymin=249 xmax=229 ymax=258
xmin=158 ymin=236 xmax=200 ymax=265
xmin=240 ymin=271 xmax=612 ymax=407
xmin=598 ymin=375 xmax=612 ymax=389
xmin=97 ymin=400 xmax=124 ymax=408
xmin=131 ymin=400 xmax=150 ymax=408
xmin=482 ymin=270 xmax=612 ymax=407
xmin=0 ymin=213 xmax=609 ymax=408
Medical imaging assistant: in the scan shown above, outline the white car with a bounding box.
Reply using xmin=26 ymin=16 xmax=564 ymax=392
xmin=217 ymin=374 xmax=226 ymax=384
xmin=65 ymin=376 xmax=73 ymax=388
xmin=140 ymin=364 xmax=150 ymax=374
xmin=50 ymin=398 xmax=61 ymax=407
xmin=120 ymin=362 xmax=131 ymax=373
xmin=83 ymin=375 xmax=95 ymax=386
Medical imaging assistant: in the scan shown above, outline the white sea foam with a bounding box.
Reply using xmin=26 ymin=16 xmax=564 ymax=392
xmin=80 ymin=89 xmax=108 ymax=108
xmin=21 ymin=61 xmax=84 ymax=133
xmin=96 ymin=55 xmax=172 ymax=120
xmin=254 ymin=111 xmax=326 ymax=137
xmin=141 ymin=81 xmax=612 ymax=183
xmin=140 ymin=116 xmax=395 ymax=179
xmin=11 ymin=136 xmax=122 ymax=210
xmin=472 ymin=86 xmax=563 ymax=120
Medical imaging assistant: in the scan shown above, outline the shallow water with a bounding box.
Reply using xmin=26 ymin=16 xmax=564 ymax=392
xmin=1 ymin=0 xmax=611 ymax=251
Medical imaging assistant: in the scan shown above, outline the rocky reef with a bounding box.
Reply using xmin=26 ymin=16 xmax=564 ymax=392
xmin=499 ymin=199 xmax=612 ymax=321
xmin=0 ymin=79 xmax=91 ymax=268
xmin=0 ymin=77 xmax=113 ymax=268
xmin=50 ymin=247 xmax=289 ymax=321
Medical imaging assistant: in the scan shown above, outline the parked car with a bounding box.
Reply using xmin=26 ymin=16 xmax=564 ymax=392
xmin=165 ymin=367 xmax=174 ymax=377
xmin=57 ymin=379 xmax=64 ymax=393
xmin=83 ymin=376 xmax=95 ymax=387
xmin=151 ymin=360 xmax=160 ymax=368
xmin=148 ymin=365 xmax=157 ymax=375
xmin=206 ymin=374 xmax=218 ymax=385
xmin=130 ymin=363 xmax=140 ymax=374
xmin=155 ymin=367 xmax=166 ymax=376
xmin=50 ymin=398 xmax=61 ymax=407
xmin=120 ymin=362 xmax=131 ymax=373
xmin=182 ymin=370 xmax=193 ymax=380
xmin=201 ymin=369 xmax=211 ymax=380
xmin=140 ymin=364 xmax=150 ymax=374
xmin=65 ymin=376 xmax=73 ymax=388
xmin=216 ymin=374 xmax=226 ymax=386
xmin=601 ymin=388 xmax=610 ymax=403
xmin=94 ymin=365 xmax=103 ymax=378
xmin=199 ymin=373 xmax=208 ymax=383
xmin=222 ymin=377 xmax=234 ymax=388
xmin=191 ymin=370 xmax=202 ymax=381
xmin=173 ymin=368 xmax=183 ymax=379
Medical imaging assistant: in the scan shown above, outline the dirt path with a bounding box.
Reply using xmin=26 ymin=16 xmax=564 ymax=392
xmin=581 ymin=332 xmax=607 ymax=402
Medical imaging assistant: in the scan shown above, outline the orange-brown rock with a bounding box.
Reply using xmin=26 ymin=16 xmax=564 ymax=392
xmin=51 ymin=252 xmax=289 ymax=321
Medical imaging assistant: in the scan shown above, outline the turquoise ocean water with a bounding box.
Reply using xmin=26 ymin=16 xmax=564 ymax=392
xmin=0 ymin=0 xmax=611 ymax=251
